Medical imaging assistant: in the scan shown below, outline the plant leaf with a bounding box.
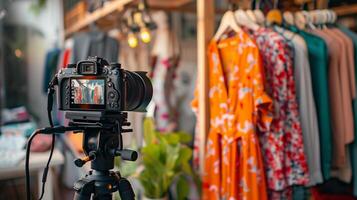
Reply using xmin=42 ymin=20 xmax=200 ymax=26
xmin=177 ymin=175 xmax=190 ymax=200
xmin=163 ymin=134 xmax=180 ymax=145
xmin=143 ymin=118 xmax=156 ymax=145
xmin=176 ymin=131 xmax=193 ymax=144
xmin=175 ymin=146 xmax=193 ymax=174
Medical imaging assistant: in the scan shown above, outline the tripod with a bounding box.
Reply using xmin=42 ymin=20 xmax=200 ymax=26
xmin=69 ymin=112 xmax=137 ymax=200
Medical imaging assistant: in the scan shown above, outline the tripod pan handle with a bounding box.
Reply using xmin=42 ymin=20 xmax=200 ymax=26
xmin=114 ymin=149 xmax=138 ymax=161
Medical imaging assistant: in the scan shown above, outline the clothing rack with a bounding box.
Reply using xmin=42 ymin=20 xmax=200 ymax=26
xmin=63 ymin=0 xmax=357 ymax=176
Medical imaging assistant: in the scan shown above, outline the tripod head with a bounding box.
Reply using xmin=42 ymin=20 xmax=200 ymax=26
xmin=66 ymin=111 xmax=138 ymax=171
xmin=64 ymin=111 xmax=137 ymax=200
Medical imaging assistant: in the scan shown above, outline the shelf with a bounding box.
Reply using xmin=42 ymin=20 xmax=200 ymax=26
xmin=333 ymin=3 xmax=357 ymax=16
xmin=64 ymin=0 xmax=196 ymax=38
xmin=65 ymin=0 xmax=134 ymax=38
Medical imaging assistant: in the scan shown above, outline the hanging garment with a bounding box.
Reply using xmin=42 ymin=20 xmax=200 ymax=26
xmin=42 ymin=48 xmax=61 ymax=93
xmin=325 ymin=28 xmax=354 ymax=183
xmin=338 ymin=24 xmax=357 ymax=197
xmin=291 ymin=28 xmax=332 ymax=181
xmin=275 ymin=27 xmax=323 ymax=186
xmin=151 ymin=11 xmax=181 ymax=132
xmin=72 ymin=31 xmax=119 ymax=63
xmin=310 ymin=29 xmax=349 ymax=170
xmin=325 ymin=29 xmax=355 ymax=141
xmin=60 ymin=49 xmax=71 ymax=68
xmin=244 ymin=27 xmax=309 ymax=192
xmin=192 ymin=32 xmax=272 ymax=200
xmin=312 ymin=29 xmax=353 ymax=182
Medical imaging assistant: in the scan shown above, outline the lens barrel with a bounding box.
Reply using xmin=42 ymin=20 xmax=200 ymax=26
xmin=123 ymin=71 xmax=153 ymax=112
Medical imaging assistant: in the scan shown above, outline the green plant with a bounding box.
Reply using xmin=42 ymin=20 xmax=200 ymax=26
xmin=30 ymin=0 xmax=47 ymax=14
xmin=139 ymin=118 xmax=193 ymax=199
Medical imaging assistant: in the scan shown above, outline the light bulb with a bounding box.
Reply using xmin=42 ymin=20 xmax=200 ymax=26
xmin=127 ymin=33 xmax=138 ymax=48
xmin=140 ymin=27 xmax=151 ymax=43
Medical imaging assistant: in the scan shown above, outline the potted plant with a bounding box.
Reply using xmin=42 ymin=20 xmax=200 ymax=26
xmin=138 ymin=118 xmax=194 ymax=200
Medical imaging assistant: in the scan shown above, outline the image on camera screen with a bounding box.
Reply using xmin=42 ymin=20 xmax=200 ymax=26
xmin=71 ymin=79 xmax=105 ymax=105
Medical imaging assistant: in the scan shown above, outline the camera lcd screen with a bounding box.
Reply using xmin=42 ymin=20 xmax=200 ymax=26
xmin=71 ymin=79 xmax=105 ymax=106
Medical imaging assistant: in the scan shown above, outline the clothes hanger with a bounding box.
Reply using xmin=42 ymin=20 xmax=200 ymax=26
xmin=309 ymin=10 xmax=318 ymax=27
xmin=235 ymin=9 xmax=260 ymax=31
xmin=252 ymin=0 xmax=265 ymax=26
xmin=283 ymin=11 xmax=295 ymax=26
xmin=302 ymin=10 xmax=316 ymax=30
xmin=231 ymin=0 xmax=259 ymax=30
xmin=295 ymin=11 xmax=307 ymax=30
xmin=213 ymin=3 xmax=242 ymax=40
xmin=321 ymin=10 xmax=329 ymax=28
xmin=266 ymin=0 xmax=283 ymax=26
xmin=246 ymin=10 xmax=257 ymax=23
xmin=330 ymin=10 xmax=337 ymax=24
xmin=254 ymin=10 xmax=265 ymax=25
xmin=322 ymin=9 xmax=332 ymax=25
xmin=324 ymin=9 xmax=336 ymax=27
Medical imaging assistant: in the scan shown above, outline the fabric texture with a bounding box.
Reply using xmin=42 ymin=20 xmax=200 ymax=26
xmin=192 ymin=32 xmax=272 ymax=200
xmin=275 ymin=27 xmax=323 ymax=186
xmin=245 ymin=27 xmax=309 ymax=192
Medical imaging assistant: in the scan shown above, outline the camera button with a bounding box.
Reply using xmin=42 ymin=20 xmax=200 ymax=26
xmin=107 ymin=78 xmax=111 ymax=82
xmin=109 ymin=92 xmax=115 ymax=99
xmin=113 ymin=71 xmax=118 ymax=75
xmin=108 ymin=82 xmax=113 ymax=87
xmin=109 ymin=71 xmax=113 ymax=75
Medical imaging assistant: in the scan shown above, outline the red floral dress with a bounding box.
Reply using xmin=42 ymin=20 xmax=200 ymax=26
xmin=244 ymin=28 xmax=310 ymax=194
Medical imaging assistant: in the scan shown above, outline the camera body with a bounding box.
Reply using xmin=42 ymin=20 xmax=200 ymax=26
xmin=57 ymin=57 xmax=152 ymax=114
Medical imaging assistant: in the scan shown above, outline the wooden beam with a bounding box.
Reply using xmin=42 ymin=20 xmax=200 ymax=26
xmin=65 ymin=0 xmax=133 ymax=38
xmin=197 ymin=0 xmax=214 ymax=175
xmin=333 ymin=3 xmax=357 ymax=16
xmin=147 ymin=0 xmax=192 ymax=9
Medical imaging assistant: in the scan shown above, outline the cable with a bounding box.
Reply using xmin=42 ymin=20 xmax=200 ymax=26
xmin=37 ymin=134 xmax=55 ymax=200
xmin=37 ymin=83 xmax=56 ymax=200
xmin=25 ymin=130 xmax=41 ymax=200
xmin=25 ymin=126 xmax=84 ymax=200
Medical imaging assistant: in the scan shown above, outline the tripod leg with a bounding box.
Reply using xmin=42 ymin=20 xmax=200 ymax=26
xmin=73 ymin=192 xmax=91 ymax=200
xmin=118 ymin=177 xmax=135 ymax=200
xmin=93 ymin=193 xmax=112 ymax=200
xmin=73 ymin=179 xmax=94 ymax=200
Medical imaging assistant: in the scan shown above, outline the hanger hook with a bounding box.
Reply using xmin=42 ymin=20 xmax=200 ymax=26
xmin=274 ymin=0 xmax=279 ymax=9
xmin=255 ymin=0 xmax=261 ymax=10
xmin=228 ymin=0 xmax=238 ymax=11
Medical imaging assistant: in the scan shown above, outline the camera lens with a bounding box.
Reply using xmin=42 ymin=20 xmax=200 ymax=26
xmin=123 ymin=71 xmax=153 ymax=112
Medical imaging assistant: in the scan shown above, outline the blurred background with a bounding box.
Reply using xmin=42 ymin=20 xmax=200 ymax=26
xmin=1 ymin=0 xmax=357 ymax=200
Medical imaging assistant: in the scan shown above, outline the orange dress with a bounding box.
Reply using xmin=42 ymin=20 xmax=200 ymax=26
xmin=192 ymin=32 xmax=272 ymax=200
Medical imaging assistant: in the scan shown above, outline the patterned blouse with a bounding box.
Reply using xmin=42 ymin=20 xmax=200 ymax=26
xmin=245 ymin=27 xmax=310 ymax=192
xmin=192 ymin=32 xmax=273 ymax=200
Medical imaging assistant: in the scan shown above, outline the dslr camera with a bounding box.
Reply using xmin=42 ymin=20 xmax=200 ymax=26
xmin=55 ymin=57 xmax=152 ymax=199
xmin=57 ymin=56 xmax=152 ymax=116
